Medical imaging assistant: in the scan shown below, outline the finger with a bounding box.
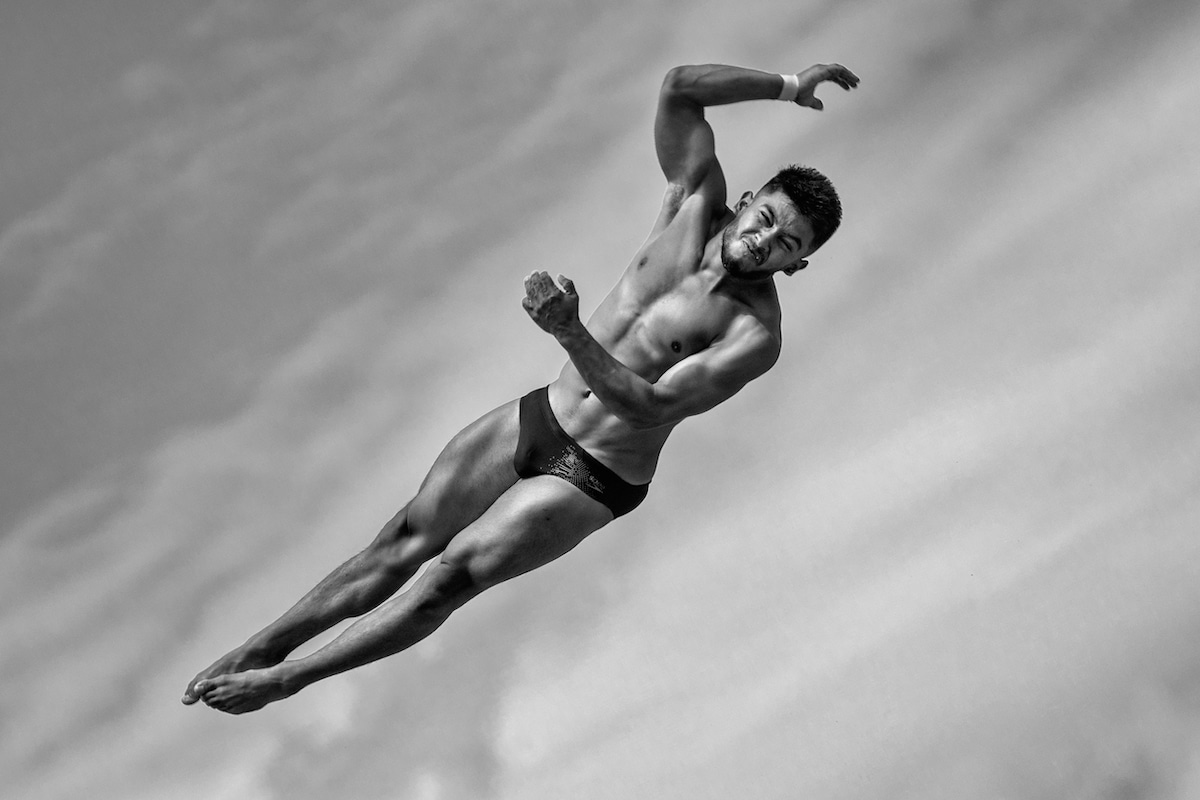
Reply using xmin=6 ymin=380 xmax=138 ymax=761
xmin=558 ymin=275 xmax=576 ymax=294
xmin=825 ymin=74 xmax=850 ymax=91
xmin=798 ymin=96 xmax=824 ymax=111
xmin=834 ymin=65 xmax=859 ymax=87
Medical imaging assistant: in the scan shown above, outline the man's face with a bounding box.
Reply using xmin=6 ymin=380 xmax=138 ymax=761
xmin=720 ymin=188 xmax=816 ymax=280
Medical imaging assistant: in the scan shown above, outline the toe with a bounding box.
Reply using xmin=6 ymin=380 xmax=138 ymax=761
xmin=182 ymin=678 xmax=201 ymax=704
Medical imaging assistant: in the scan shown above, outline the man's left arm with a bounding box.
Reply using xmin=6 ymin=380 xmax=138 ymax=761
xmin=523 ymin=272 xmax=777 ymax=429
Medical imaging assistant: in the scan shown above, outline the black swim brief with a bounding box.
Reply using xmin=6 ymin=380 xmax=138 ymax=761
xmin=513 ymin=386 xmax=650 ymax=518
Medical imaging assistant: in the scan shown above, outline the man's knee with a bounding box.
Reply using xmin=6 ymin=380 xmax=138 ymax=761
xmin=367 ymin=505 xmax=439 ymax=575
xmin=414 ymin=557 xmax=487 ymax=617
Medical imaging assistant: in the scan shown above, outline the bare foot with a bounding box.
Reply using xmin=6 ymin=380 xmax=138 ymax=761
xmin=195 ymin=666 xmax=297 ymax=714
xmin=182 ymin=644 xmax=281 ymax=705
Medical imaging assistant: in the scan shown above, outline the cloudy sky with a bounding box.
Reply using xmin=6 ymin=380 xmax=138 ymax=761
xmin=3 ymin=0 xmax=1199 ymax=798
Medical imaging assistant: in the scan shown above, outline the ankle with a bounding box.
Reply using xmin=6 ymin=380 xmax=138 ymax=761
xmin=273 ymin=659 xmax=310 ymax=697
xmin=242 ymin=635 xmax=288 ymax=664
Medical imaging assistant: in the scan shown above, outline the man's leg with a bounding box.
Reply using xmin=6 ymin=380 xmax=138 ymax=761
xmin=182 ymin=398 xmax=523 ymax=705
xmin=195 ymin=475 xmax=613 ymax=713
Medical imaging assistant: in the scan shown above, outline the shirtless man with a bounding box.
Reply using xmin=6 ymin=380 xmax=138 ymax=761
xmin=184 ymin=61 xmax=859 ymax=714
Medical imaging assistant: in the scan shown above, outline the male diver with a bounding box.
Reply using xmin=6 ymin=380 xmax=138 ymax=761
xmin=184 ymin=61 xmax=859 ymax=713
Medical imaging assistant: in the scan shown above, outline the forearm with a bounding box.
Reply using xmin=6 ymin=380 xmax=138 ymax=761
xmin=554 ymin=321 xmax=663 ymax=429
xmin=663 ymin=63 xmax=786 ymax=107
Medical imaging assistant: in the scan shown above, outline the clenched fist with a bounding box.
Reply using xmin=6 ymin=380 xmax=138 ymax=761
xmin=522 ymin=271 xmax=580 ymax=336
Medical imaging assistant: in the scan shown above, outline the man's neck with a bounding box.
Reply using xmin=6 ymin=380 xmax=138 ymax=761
xmin=700 ymin=233 xmax=777 ymax=297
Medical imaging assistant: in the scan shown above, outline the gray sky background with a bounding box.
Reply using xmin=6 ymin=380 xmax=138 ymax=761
xmin=3 ymin=0 xmax=1199 ymax=798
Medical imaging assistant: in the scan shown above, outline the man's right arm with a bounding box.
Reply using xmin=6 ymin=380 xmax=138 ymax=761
xmin=654 ymin=63 xmax=860 ymax=216
xmin=654 ymin=65 xmax=769 ymax=212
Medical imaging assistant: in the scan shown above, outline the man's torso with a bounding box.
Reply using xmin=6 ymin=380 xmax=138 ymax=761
xmin=547 ymin=193 xmax=782 ymax=483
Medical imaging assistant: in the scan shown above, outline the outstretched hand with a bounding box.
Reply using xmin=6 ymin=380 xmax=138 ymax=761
xmin=522 ymin=271 xmax=580 ymax=336
xmin=791 ymin=63 xmax=860 ymax=111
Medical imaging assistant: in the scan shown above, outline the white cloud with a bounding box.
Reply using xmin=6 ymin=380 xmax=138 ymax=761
xmin=5 ymin=1 xmax=1200 ymax=799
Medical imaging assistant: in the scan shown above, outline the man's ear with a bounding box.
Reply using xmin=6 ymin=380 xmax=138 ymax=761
xmin=783 ymin=259 xmax=809 ymax=276
xmin=734 ymin=191 xmax=754 ymax=211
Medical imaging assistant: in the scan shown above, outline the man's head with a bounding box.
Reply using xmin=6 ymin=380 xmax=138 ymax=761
xmin=719 ymin=164 xmax=842 ymax=281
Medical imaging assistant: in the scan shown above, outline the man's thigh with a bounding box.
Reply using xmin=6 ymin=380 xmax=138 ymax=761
xmin=406 ymin=397 xmax=522 ymax=549
xmin=440 ymin=475 xmax=614 ymax=589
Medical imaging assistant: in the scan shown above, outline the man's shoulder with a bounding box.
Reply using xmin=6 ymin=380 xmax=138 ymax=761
xmin=723 ymin=307 xmax=782 ymax=372
xmin=737 ymin=278 xmax=784 ymax=332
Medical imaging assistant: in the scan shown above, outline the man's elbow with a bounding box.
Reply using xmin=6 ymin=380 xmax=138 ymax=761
xmin=661 ymin=65 xmax=703 ymax=100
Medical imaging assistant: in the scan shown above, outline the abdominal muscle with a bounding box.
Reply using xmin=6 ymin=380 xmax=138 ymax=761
xmin=543 ymin=281 xmax=720 ymax=485
xmin=546 ymin=366 xmax=673 ymax=487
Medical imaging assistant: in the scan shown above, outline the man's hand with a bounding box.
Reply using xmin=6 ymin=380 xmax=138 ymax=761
xmin=791 ymin=63 xmax=860 ymax=111
xmin=522 ymin=271 xmax=580 ymax=337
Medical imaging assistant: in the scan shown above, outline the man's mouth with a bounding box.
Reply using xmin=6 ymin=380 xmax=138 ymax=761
xmin=744 ymin=237 xmax=764 ymax=265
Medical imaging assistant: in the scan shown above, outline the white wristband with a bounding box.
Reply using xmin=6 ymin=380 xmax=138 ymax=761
xmin=777 ymin=73 xmax=801 ymax=102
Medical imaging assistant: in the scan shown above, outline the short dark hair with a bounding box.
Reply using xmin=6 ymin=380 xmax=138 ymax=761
xmin=763 ymin=164 xmax=842 ymax=251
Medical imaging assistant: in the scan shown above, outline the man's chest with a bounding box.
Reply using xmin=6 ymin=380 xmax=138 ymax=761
xmin=611 ymin=269 xmax=741 ymax=360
